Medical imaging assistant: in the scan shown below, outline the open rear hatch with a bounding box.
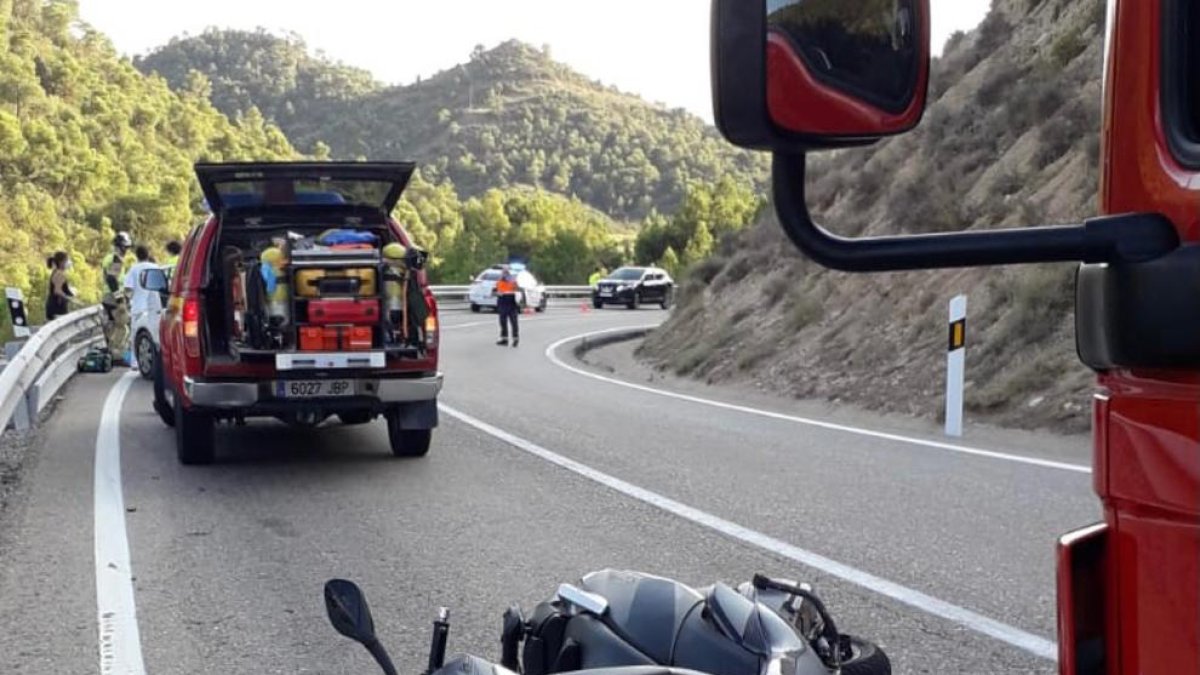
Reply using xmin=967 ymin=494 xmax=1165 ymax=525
xmin=196 ymin=161 xmax=416 ymax=217
xmin=194 ymin=162 xmax=432 ymax=372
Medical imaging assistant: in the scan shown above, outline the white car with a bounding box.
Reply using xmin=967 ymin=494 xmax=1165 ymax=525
xmin=468 ymin=265 xmax=547 ymax=313
xmin=131 ymin=264 xmax=173 ymax=379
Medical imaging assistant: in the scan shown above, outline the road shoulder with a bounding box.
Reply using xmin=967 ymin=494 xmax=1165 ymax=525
xmin=573 ymin=331 xmax=1091 ymax=465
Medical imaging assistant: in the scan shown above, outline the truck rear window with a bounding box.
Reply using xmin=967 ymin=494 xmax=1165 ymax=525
xmin=1164 ymin=0 xmax=1200 ymax=167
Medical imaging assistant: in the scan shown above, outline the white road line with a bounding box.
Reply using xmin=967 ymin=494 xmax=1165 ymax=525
xmin=440 ymin=403 xmax=1059 ymax=662
xmin=546 ymin=327 xmax=1092 ymax=475
xmin=94 ymin=372 xmax=146 ymax=675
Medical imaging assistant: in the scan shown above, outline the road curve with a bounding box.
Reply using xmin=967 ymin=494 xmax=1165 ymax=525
xmin=0 ymin=306 xmax=1095 ymax=674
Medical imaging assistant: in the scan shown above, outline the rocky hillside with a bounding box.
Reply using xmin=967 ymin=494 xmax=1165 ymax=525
xmin=640 ymin=0 xmax=1107 ymax=433
xmin=137 ymin=35 xmax=769 ymax=221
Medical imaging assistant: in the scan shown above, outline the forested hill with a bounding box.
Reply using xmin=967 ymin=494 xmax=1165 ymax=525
xmin=133 ymin=29 xmax=378 ymax=154
xmin=0 ymin=0 xmax=295 ymax=324
xmin=136 ymin=34 xmax=770 ymax=220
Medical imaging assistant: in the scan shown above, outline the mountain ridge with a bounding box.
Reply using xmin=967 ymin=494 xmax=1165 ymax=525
xmin=136 ymin=35 xmax=769 ymax=221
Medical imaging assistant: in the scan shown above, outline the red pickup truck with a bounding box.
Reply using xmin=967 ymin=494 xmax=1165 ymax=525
xmin=150 ymin=162 xmax=442 ymax=465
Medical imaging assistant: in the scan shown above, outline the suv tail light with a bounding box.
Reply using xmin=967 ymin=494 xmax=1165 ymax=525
xmin=183 ymin=298 xmax=201 ymax=358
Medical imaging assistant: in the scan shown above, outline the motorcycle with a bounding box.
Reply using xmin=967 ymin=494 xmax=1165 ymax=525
xmin=325 ymin=570 xmax=890 ymax=675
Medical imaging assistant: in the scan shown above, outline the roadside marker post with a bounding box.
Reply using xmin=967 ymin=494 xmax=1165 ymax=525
xmin=945 ymin=295 xmax=967 ymax=437
xmin=6 ymin=287 xmax=30 ymax=338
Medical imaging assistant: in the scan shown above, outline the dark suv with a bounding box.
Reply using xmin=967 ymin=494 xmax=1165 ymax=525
xmin=152 ymin=162 xmax=442 ymax=465
xmin=592 ymin=266 xmax=675 ymax=310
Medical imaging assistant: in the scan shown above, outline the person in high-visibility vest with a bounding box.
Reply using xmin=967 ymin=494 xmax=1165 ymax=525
xmin=494 ymin=265 xmax=520 ymax=347
xmin=588 ymin=265 xmax=607 ymax=287
xmin=164 ymin=240 xmax=182 ymax=268
xmin=100 ymin=231 xmax=134 ymax=363
xmin=101 ymin=231 xmax=133 ymax=293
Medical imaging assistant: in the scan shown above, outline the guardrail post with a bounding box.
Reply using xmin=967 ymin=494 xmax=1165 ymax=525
xmin=9 ymin=391 xmax=31 ymax=431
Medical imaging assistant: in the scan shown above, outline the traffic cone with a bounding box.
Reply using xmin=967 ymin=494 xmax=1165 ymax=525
xmin=580 ymin=301 xmax=591 ymax=313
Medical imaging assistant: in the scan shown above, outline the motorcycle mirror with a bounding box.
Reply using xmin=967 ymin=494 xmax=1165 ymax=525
xmin=325 ymin=579 xmax=378 ymax=644
xmin=324 ymin=579 xmax=400 ymax=675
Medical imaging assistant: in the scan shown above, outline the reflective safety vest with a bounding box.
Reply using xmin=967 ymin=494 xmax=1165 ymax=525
xmin=496 ymin=278 xmax=518 ymax=296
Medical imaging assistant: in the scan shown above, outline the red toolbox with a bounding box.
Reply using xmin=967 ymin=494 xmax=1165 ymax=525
xmin=307 ymin=299 xmax=380 ymax=325
xmin=299 ymin=326 xmax=373 ymax=352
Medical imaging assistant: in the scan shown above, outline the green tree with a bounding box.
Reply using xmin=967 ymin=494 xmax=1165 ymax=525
xmin=659 ymin=246 xmax=681 ymax=280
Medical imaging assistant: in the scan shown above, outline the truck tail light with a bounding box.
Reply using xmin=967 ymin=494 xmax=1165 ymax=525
xmin=1057 ymin=522 xmax=1108 ymax=675
xmin=183 ymin=298 xmax=201 ymax=358
xmin=425 ymin=315 xmax=438 ymax=350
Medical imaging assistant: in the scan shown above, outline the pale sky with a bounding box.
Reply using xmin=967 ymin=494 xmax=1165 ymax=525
xmin=77 ymin=1 xmax=990 ymax=122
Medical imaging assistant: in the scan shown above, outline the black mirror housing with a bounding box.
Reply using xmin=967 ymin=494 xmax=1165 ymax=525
xmin=324 ymin=579 xmax=378 ymax=645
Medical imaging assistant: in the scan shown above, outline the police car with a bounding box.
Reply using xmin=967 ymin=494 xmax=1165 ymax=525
xmin=468 ymin=264 xmax=547 ymax=313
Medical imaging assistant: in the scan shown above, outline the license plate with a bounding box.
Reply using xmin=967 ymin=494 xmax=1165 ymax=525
xmin=600 ymin=291 xmax=613 ymax=297
xmin=276 ymin=380 xmax=355 ymax=399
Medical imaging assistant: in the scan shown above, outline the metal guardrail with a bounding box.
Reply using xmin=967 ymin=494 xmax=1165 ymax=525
xmin=430 ymin=285 xmax=593 ymax=308
xmin=0 ymin=284 xmax=592 ymax=433
xmin=0 ymin=306 xmax=104 ymax=434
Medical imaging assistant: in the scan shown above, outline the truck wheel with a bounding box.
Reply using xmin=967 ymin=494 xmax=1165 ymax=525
xmin=840 ymin=636 xmax=891 ymax=675
xmin=175 ymin=395 xmax=215 ymax=465
xmin=386 ymin=410 xmax=431 ymax=457
xmin=471 ymin=303 xmax=481 ymax=313
xmin=152 ymin=352 xmax=175 ymax=427
xmin=135 ymin=332 xmax=156 ymax=380
xmin=338 ymin=410 xmax=375 ymax=426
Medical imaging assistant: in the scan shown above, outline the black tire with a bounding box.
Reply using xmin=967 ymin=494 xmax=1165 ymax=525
xmin=338 ymin=410 xmax=375 ymax=426
xmin=175 ymin=395 xmax=215 ymax=465
xmin=470 ymin=303 xmax=481 ymax=313
xmin=135 ymin=332 xmax=156 ymax=380
xmin=592 ymin=299 xmax=603 ymax=310
xmin=152 ymin=352 xmax=175 ymax=427
xmin=536 ymin=296 xmax=547 ymax=313
xmin=840 ymin=636 xmax=891 ymax=675
xmin=626 ymin=293 xmax=640 ymax=310
xmin=386 ymin=410 xmax=432 ymax=457
xmin=660 ymin=289 xmax=674 ymax=310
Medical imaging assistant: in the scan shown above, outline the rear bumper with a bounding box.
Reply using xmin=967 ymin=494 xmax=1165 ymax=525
xmin=184 ymin=373 xmax=443 ymax=409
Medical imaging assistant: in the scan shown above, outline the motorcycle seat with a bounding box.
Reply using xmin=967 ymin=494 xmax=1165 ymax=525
xmin=436 ymin=654 xmax=712 ymax=675
xmin=579 ymin=570 xmax=705 ymax=663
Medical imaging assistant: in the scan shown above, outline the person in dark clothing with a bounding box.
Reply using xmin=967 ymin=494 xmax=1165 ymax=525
xmin=45 ymin=251 xmax=75 ymax=321
xmin=494 ymin=265 xmax=520 ymax=347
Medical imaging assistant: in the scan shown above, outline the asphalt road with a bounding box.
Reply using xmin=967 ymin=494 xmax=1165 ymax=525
xmin=0 ymin=306 xmax=1098 ymax=674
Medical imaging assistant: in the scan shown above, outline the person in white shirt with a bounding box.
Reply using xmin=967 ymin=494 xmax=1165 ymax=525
xmin=124 ymin=245 xmax=159 ymax=315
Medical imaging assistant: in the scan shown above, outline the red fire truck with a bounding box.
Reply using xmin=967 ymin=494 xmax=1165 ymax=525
xmin=709 ymin=1 xmax=1198 ymax=673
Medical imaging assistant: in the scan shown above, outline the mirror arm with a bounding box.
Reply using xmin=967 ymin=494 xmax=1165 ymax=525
xmin=772 ymin=152 xmax=1180 ymax=271
xmin=365 ymin=638 xmax=399 ymax=675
